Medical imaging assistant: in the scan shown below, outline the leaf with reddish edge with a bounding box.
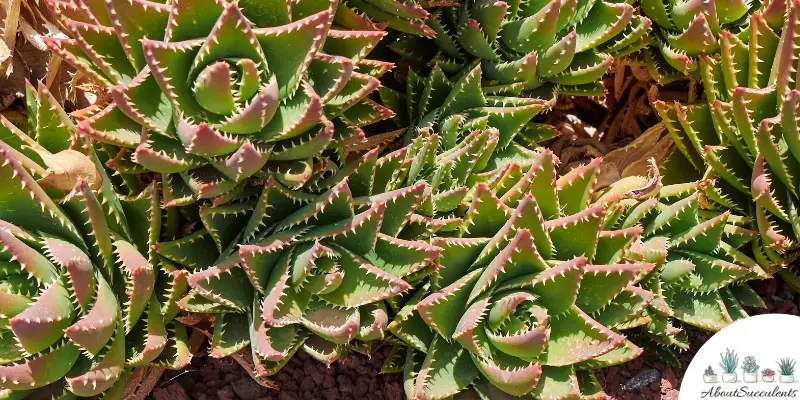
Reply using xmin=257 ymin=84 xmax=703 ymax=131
xmin=239 ymin=228 xmax=307 ymax=292
xmin=664 ymin=287 xmax=732 ymax=330
xmin=418 ymin=269 xmax=482 ymax=339
xmin=114 ymin=240 xmax=154 ymax=330
xmin=364 ymin=182 xmax=427 ymax=236
xmin=669 ymin=211 xmax=730 ymax=252
xmin=485 ymin=293 xmax=549 ymax=360
xmin=431 ymin=237 xmax=489 ymax=289
xmin=0 ymin=342 xmax=80 ymax=390
xmin=546 ymin=204 xmax=606 ymax=261
xmin=67 ymin=324 xmax=126 ymax=396
xmin=575 ymin=339 xmax=643 ymax=370
xmin=142 ymin=38 xmax=206 ymax=117
xmin=0 ymin=148 xmax=83 ymax=246
xmin=1 ymin=229 xmax=58 ymax=285
xmin=189 ymin=263 xmax=254 ymax=312
xmin=10 ymin=278 xmax=75 ymax=355
xmin=215 ymin=82 xmax=281 ymax=135
xmin=261 ymin=248 xmax=311 ymax=327
xmin=289 ymin=241 xmax=338 ymax=285
xmin=540 ymin=306 xmax=624 ymax=366
xmin=413 ymin=337 xmax=479 ymax=400
xmin=251 ymin=295 xmax=301 ymax=362
xmin=104 ymin=0 xmax=170 ymax=70
xmin=151 ymin=323 xmax=192 ymax=369
xmin=242 ymin=178 xmax=314 ymax=243
xmin=303 ymin=202 xmax=385 ymax=256
xmin=556 ymin=158 xmax=602 ymax=216
xmin=271 ymin=120 xmax=335 ymax=161
xmin=471 ymin=351 xmax=543 ymax=396
xmin=322 ymin=30 xmax=385 ymax=63
xmin=155 ymin=229 xmax=221 ymax=269
xmin=275 ymin=180 xmax=354 ymax=231
xmin=64 ymin=21 xmax=136 ymax=84
xmin=193 ymin=61 xmax=238 ymax=115
xmin=318 ymin=245 xmax=409 ymax=307
xmin=307 ymin=53 xmax=355 ymax=103
xmin=364 ymin=233 xmax=441 ymax=278
xmin=164 ymin=0 xmax=226 ymax=42
xmin=474 ymin=195 xmax=553 ymax=268
xmin=470 ymin=229 xmax=549 ymax=303
xmin=532 ymin=366 xmax=580 ymax=400
xmin=127 ymin=296 xmax=168 ymax=365
xmin=591 ymin=286 xmax=654 ymax=328
xmin=576 ymin=263 xmax=654 ymax=314
xmin=301 ymin=300 xmax=360 ymax=344
xmin=461 ymin=184 xmax=513 ymax=238
xmin=595 ymin=226 xmax=643 ymax=264
xmin=65 ymin=275 xmax=118 ymax=355
xmin=310 ymin=338 xmax=348 ymax=366
xmin=257 ymin=81 xmax=324 ymax=142
xmin=325 ymin=72 xmax=381 ymax=115
xmin=357 ymin=302 xmax=388 ymax=341
xmin=210 ymin=313 xmax=250 ymax=358
xmin=500 ymin=256 xmax=587 ymax=315
xmin=200 ymin=201 xmax=254 ymax=252
xmin=254 ymin=11 xmax=331 ymax=98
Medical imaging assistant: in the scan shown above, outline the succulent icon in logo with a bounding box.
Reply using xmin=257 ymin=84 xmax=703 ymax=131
xmin=742 ymin=356 xmax=759 ymax=383
xmin=720 ymin=349 xmax=739 ymax=383
xmin=762 ymin=368 xmax=776 ymax=383
xmin=778 ymin=358 xmax=796 ymax=383
xmin=704 ymin=366 xmax=718 ymax=383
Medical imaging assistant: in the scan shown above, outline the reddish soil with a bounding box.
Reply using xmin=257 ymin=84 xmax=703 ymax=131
xmin=153 ymin=344 xmax=403 ymax=400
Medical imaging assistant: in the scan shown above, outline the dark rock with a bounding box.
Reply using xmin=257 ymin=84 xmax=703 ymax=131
xmin=623 ymin=368 xmax=661 ymax=392
xmin=217 ymin=386 xmax=235 ymax=400
xmin=232 ymin=377 xmax=264 ymax=400
xmin=154 ymin=383 xmax=190 ymax=400
xmin=277 ymin=392 xmax=299 ymax=400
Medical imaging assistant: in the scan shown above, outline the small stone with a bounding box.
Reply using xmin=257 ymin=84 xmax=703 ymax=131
xmin=232 ymin=377 xmax=264 ymax=400
xmin=623 ymin=368 xmax=661 ymax=392
xmin=300 ymin=376 xmax=315 ymax=392
xmin=353 ymin=382 xmax=369 ymax=396
xmin=278 ymin=392 xmax=299 ymax=400
xmin=217 ymin=386 xmax=235 ymax=400
xmin=155 ymin=382 xmax=189 ymax=400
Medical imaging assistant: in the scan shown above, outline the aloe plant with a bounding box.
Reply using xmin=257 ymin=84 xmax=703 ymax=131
xmin=386 ymin=0 xmax=650 ymax=95
xmin=654 ymin=1 xmax=800 ymax=269
xmin=778 ymin=358 xmax=796 ymax=376
xmin=636 ymin=0 xmax=783 ymax=83
xmin=43 ymin=0 xmax=396 ymax=203
xmin=720 ymin=349 xmax=739 ymax=373
xmin=598 ymin=175 xmax=769 ymax=353
xmin=0 ymin=84 xmax=190 ymax=397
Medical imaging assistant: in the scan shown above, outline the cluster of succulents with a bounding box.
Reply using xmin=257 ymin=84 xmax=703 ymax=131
xmin=0 ymin=0 xmax=796 ymax=397
xmin=43 ymin=0 xmax=397 ymax=203
xmin=655 ymin=0 xmax=800 ymax=271
xmin=0 ymin=83 xmax=189 ymax=397
xmin=386 ymin=0 xmax=651 ymax=96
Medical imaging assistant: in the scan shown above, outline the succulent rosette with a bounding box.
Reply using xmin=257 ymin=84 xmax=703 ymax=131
xmin=0 ymin=85 xmax=189 ymax=398
xmin=44 ymin=0 xmax=396 ymax=204
xmin=385 ymin=0 xmax=650 ymax=96
xmin=597 ymin=173 xmax=769 ymax=359
xmin=152 ymin=150 xmax=441 ymax=374
xmin=654 ymin=0 xmax=800 ymax=268
xmin=637 ymin=0 xmax=783 ymax=82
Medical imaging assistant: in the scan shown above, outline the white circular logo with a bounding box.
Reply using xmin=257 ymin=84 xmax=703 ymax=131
xmin=681 ymin=314 xmax=800 ymax=399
